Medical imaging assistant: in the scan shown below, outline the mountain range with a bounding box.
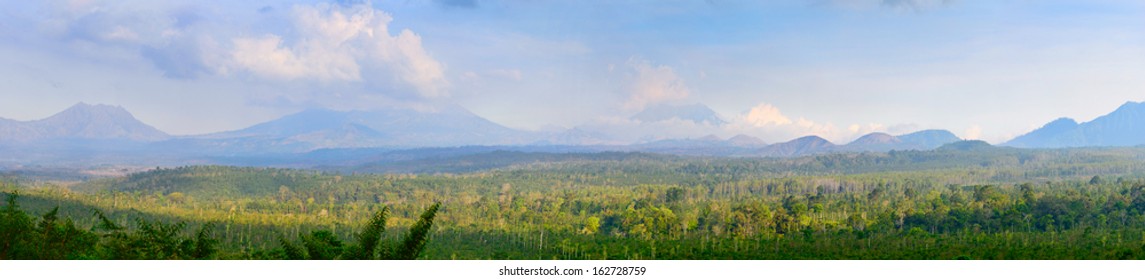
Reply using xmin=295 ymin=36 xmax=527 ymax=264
xmin=186 ymin=105 xmax=538 ymax=153
xmin=1005 ymin=101 xmax=1145 ymax=148
xmin=630 ymin=103 xmax=727 ymax=126
xmin=7 ymin=100 xmax=1145 ymax=168
xmin=757 ymin=129 xmax=963 ymax=157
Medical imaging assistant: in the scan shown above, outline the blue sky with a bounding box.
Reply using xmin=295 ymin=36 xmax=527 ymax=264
xmin=1 ymin=0 xmax=1143 ymax=143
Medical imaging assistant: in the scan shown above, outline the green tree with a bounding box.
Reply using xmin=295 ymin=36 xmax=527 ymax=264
xmin=581 ymin=216 xmax=601 ymax=235
xmin=0 ymin=192 xmax=35 ymax=259
xmin=345 ymin=206 xmax=389 ymax=260
xmin=278 ymin=202 xmax=440 ymax=260
xmin=395 ymin=202 xmax=441 ymax=260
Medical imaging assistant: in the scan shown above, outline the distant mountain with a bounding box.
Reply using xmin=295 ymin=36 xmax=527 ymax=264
xmin=0 ymin=101 xmax=997 ymax=167
xmin=200 ymin=109 xmax=387 ymax=146
xmin=836 ymin=130 xmax=960 ymax=153
xmin=698 ymin=134 xmax=722 ymax=142
xmin=1005 ymin=101 xmax=1145 ymax=148
xmin=627 ymin=134 xmax=767 ymax=156
xmin=0 ymin=103 xmax=169 ymax=142
xmin=759 ymin=135 xmax=834 ymax=157
xmin=937 ymin=140 xmax=995 ymax=152
xmin=534 ymin=128 xmax=617 ymax=146
xmin=638 ymin=134 xmax=766 ymax=148
xmin=897 ymin=129 xmax=962 ymax=150
xmin=839 ymin=132 xmax=902 ymax=152
xmin=850 ymin=132 xmax=902 ymax=146
xmin=0 ymin=118 xmax=19 ymax=139
xmin=727 ymin=134 xmax=767 ymax=147
xmin=636 ymin=136 xmax=720 ymax=149
xmin=197 ymin=105 xmax=538 ymax=152
xmin=631 ymin=103 xmax=727 ymax=126
xmin=1005 ymin=118 xmax=1081 ymax=148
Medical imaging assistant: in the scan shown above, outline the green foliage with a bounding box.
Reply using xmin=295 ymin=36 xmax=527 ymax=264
xmin=191 ymin=223 xmax=218 ymax=259
xmin=1 ymin=192 xmax=99 ymax=259
xmin=0 ymin=192 xmax=34 ymax=259
xmin=582 ymin=216 xmax=601 ymax=235
xmin=275 ymin=203 xmax=440 ymax=260
xmin=395 ymin=202 xmax=441 ymax=260
xmin=301 ymin=230 xmax=344 ymax=260
xmin=94 ymin=215 xmax=219 ymax=260
xmin=16 ymin=146 xmax=1145 ymax=259
xmin=0 ymin=194 xmax=220 ymax=260
xmin=279 ymin=234 xmax=306 ymax=260
xmin=345 ymin=206 xmax=389 ymax=260
xmin=34 ymin=207 xmax=100 ymax=259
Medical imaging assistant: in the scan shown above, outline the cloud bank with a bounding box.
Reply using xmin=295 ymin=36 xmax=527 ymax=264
xmin=33 ymin=1 xmax=450 ymax=102
xmin=624 ymin=58 xmax=690 ymax=111
xmin=230 ymin=2 xmax=449 ymax=98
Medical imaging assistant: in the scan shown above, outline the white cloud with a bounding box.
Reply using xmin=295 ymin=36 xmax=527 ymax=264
xmin=734 ymin=103 xmax=835 ymax=140
xmin=742 ymin=103 xmax=792 ymax=127
xmin=460 ymin=71 xmax=480 ymax=82
xmin=727 ymin=102 xmax=889 ymax=143
xmin=232 ymin=34 xmax=358 ymax=81
xmin=880 ymin=0 xmax=955 ymax=11
xmin=228 ymin=2 xmax=449 ymax=98
xmin=624 ymin=57 xmax=690 ymax=110
xmin=964 ymin=124 xmax=982 ymax=140
xmin=848 ymin=123 xmax=886 ymax=134
xmin=103 ymin=25 xmax=140 ymax=42
xmin=792 ymin=118 xmax=839 ymax=139
xmin=488 ymin=69 xmax=523 ymax=81
xmin=885 ymin=123 xmax=922 ymax=135
xmin=577 ymin=115 xmax=725 ymax=144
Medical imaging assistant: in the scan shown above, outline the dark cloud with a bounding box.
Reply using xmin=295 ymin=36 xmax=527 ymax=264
xmin=435 ymin=0 xmax=478 ymax=9
xmin=140 ymin=43 xmax=207 ymax=80
xmin=172 ymin=9 xmax=202 ymax=29
xmin=47 ymin=4 xmax=210 ymax=80
xmin=62 ymin=13 xmax=117 ymax=43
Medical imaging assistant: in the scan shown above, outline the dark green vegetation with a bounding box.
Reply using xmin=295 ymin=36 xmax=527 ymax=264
xmin=7 ymin=146 xmax=1145 ymax=259
xmin=0 ymin=189 xmax=441 ymax=260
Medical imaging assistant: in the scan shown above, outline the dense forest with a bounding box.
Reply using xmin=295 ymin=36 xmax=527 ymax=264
xmin=6 ymin=146 xmax=1145 ymax=259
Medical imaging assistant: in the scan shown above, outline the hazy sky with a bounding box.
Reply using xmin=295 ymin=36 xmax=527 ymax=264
xmin=1 ymin=0 xmax=1143 ymax=143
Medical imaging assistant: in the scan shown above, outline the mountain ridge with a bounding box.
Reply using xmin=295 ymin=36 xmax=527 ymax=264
xmin=630 ymin=103 xmax=727 ymax=126
xmin=196 ymin=106 xmax=539 ymax=152
xmin=759 ymin=135 xmax=835 ymax=157
xmin=1004 ymin=101 xmax=1145 ymax=148
xmin=18 ymin=100 xmax=1145 ymax=162
xmin=0 ymin=103 xmax=972 ymax=158
xmin=0 ymin=103 xmax=169 ymax=142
